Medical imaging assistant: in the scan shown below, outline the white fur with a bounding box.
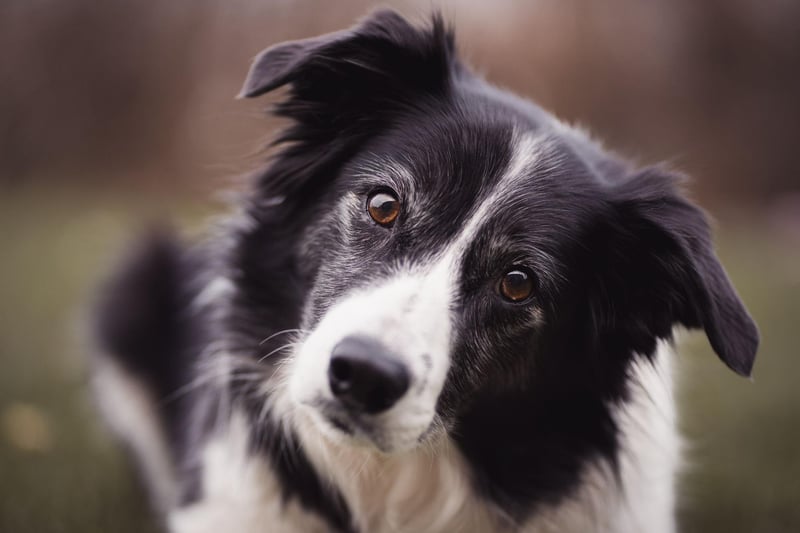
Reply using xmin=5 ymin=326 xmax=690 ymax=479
xmin=192 ymin=276 xmax=235 ymax=311
xmin=614 ymin=343 xmax=679 ymax=532
xmin=169 ymin=410 xmax=330 ymax=533
xmin=294 ymin=411 xmax=502 ymax=533
xmin=163 ymin=342 xmax=678 ymax=533
xmin=517 ymin=340 xmax=679 ymax=533
xmin=455 ymin=131 xmax=549 ymax=247
xmin=289 ymin=264 xmax=454 ymax=452
xmin=93 ymin=356 xmax=178 ymax=511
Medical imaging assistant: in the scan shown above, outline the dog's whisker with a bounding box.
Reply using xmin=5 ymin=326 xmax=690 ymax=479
xmin=161 ymin=366 xmax=232 ymax=405
xmin=162 ymin=349 xmax=280 ymax=405
xmin=258 ymin=328 xmax=308 ymax=346
xmin=257 ymin=342 xmax=299 ymax=364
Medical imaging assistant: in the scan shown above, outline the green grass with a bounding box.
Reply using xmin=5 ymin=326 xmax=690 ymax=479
xmin=1 ymin=185 xmax=797 ymax=532
xmin=0 ymin=186 xmax=165 ymax=532
xmin=677 ymin=222 xmax=800 ymax=533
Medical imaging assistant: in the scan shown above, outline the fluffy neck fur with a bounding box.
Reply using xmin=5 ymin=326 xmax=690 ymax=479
xmin=169 ymin=340 xmax=678 ymax=533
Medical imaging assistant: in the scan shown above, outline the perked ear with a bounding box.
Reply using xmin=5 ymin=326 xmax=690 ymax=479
xmin=239 ymin=8 xmax=456 ymax=106
xmin=239 ymin=24 xmax=358 ymax=99
xmin=236 ymin=10 xmax=457 ymax=201
xmin=600 ymin=169 xmax=759 ymax=377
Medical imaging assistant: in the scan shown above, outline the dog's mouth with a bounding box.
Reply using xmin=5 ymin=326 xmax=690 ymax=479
xmin=318 ymin=403 xmax=358 ymax=436
xmin=302 ymin=397 xmax=436 ymax=454
xmin=311 ymin=399 xmax=384 ymax=447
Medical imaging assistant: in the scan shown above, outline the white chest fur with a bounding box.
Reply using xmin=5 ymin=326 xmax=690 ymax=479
xmin=169 ymin=342 xmax=678 ymax=533
xmin=296 ymin=416 xmax=501 ymax=533
xmin=168 ymin=411 xmax=330 ymax=533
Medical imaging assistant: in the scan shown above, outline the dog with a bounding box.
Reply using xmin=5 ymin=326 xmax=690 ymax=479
xmin=91 ymin=10 xmax=759 ymax=533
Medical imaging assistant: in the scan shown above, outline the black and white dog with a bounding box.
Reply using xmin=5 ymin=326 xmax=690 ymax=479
xmin=92 ymin=10 xmax=759 ymax=533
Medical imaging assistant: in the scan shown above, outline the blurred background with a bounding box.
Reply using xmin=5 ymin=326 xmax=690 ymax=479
xmin=1 ymin=0 xmax=798 ymax=531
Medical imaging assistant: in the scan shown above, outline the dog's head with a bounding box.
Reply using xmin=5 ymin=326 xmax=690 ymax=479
xmin=234 ymin=10 xmax=758 ymax=455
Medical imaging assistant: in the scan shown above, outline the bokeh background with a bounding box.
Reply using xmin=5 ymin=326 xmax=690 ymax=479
xmin=1 ymin=1 xmax=798 ymax=531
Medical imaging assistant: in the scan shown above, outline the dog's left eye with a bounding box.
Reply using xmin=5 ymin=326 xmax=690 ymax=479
xmin=367 ymin=190 xmax=401 ymax=226
xmin=499 ymin=268 xmax=535 ymax=302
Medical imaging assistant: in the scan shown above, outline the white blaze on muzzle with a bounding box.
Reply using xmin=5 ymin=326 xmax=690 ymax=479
xmin=289 ymin=257 xmax=455 ymax=452
xmin=288 ymin=131 xmax=544 ymax=452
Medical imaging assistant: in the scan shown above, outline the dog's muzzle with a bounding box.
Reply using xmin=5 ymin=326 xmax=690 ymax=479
xmin=328 ymin=335 xmax=410 ymax=414
xmin=290 ymin=272 xmax=453 ymax=452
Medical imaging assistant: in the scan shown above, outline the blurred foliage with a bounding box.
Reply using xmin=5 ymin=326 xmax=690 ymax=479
xmin=0 ymin=186 xmax=218 ymax=532
xmin=1 ymin=0 xmax=799 ymax=203
xmin=676 ymin=219 xmax=800 ymax=533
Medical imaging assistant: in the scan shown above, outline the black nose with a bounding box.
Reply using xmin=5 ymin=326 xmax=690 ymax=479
xmin=328 ymin=336 xmax=410 ymax=414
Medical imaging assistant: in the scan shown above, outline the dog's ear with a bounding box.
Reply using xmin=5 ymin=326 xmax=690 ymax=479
xmin=239 ymin=29 xmax=352 ymax=99
xmin=239 ymin=9 xmax=456 ymax=115
xmin=238 ymin=10 xmax=456 ymax=201
xmin=593 ymin=169 xmax=758 ymax=376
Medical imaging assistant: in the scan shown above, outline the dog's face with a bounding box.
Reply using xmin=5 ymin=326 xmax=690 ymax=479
xmin=236 ymin=11 xmax=758 ymax=457
xmin=290 ymin=118 xmax=561 ymax=451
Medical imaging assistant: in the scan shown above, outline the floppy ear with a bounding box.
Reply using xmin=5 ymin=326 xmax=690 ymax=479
xmin=595 ymin=169 xmax=759 ymax=376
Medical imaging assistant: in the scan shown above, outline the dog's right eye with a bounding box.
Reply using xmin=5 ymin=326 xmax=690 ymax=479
xmin=367 ymin=190 xmax=401 ymax=227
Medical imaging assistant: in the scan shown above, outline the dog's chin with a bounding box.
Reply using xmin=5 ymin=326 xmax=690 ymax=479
xmin=297 ymin=402 xmax=434 ymax=455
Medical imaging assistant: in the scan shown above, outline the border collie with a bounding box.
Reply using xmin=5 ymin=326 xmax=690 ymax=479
xmin=92 ymin=10 xmax=759 ymax=533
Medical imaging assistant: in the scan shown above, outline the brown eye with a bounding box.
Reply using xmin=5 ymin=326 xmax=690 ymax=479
xmin=499 ymin=268 xmax=534 ymax=302
xmin=367 ymin=190 xmax=400 ymax=226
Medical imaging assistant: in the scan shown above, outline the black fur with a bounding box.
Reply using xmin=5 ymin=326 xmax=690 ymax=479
xmin=94 ymin=10 xmax=758 ymax=531
xmin=93 ymin=229 xmax=193 ymax=448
